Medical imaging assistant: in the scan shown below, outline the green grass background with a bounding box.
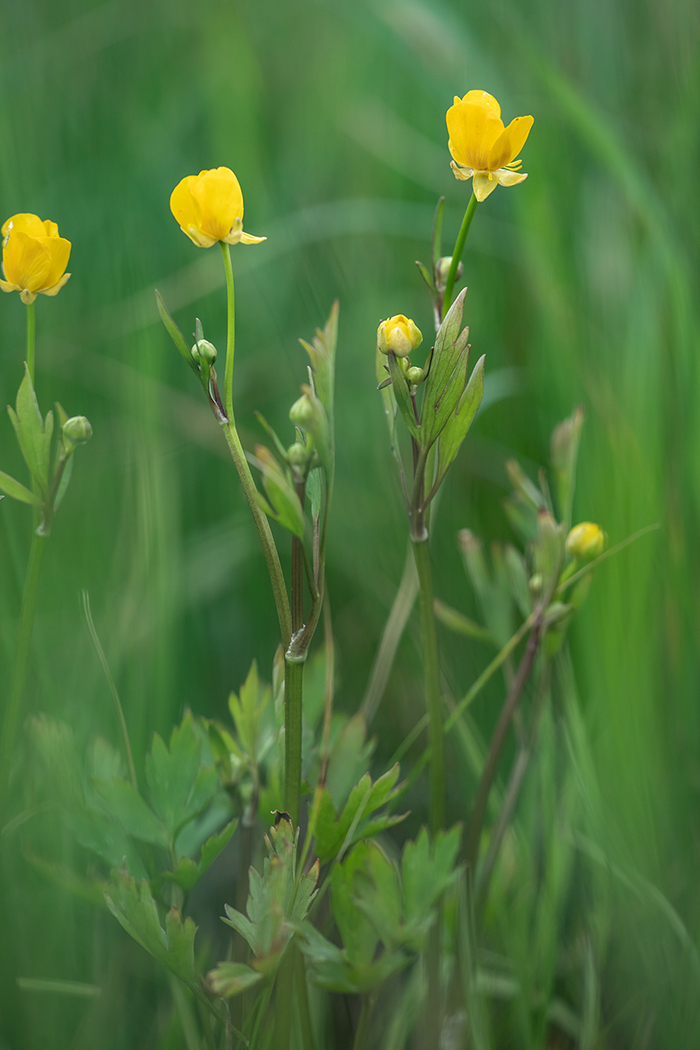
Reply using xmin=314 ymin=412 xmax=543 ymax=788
xmin=0 ymin=0 xmax=699 ymax=1046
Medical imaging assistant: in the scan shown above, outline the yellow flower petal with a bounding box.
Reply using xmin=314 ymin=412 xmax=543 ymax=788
xmin=2 ymin=213 xmax=48 ymax=239
xmin=190 ymin=167 xmax=244 ymax=242
xmin=487 ymin=115 xmax=534 ymax=172
xmin=458 ymin=90 xmax=501 ymax=119
xmin=40 ymin=235 xmax=71 ymax=290
xmin=472 ymin=172 xmax=501 ymax=202
xmin=447 ymin=101 xmax=504 ymax=171
xmin=3 ymin=230 xmax=53 ymax=292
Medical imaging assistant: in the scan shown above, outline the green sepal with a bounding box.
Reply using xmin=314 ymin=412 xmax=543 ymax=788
xmin=104 ymin=867 xmax=198 ymax=986
xmin=433 ymin=353 xmax=484 ymax=490
xmin=248 ymin=446 xmax=305 ymax=539
xmin=415 ymin=260 xmax=434 ymax=295
xmin=155 ymin=290 xmax=198 ymax=374
xmin=0 ymin=470 xmax=41 ymax=506
xmin=207 ymin=962 xmax=263 ymax=998
xmin=388 ymin=352 xmax=419 ymax=441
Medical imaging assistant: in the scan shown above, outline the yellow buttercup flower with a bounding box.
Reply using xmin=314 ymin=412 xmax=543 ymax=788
xmin=170 ymin=167 xmax=266 ymax=249
xmin=0 ymin=213 xmax=71 ymax=305
xmin=377 ymin=315 xmax=423 ymax=358
xmin=565 ymin=522 xmax=605 ymax=561
xmin=447 ymin=91 xmax=534 ymax=202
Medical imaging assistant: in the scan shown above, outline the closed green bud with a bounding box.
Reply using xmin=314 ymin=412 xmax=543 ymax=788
xmin=289 ymin=393 xmax=315 ymax=427
xmin=566 ymin=522 xmax=605 ymax=561
xmin=287 ymin=441 xmax=310 ymax=466
xmin=62 ymin=416 xmax=93 ymax=446
xmin=406 ymin=366 xmax=425 ymax=385
xmin=191 ymin=338 xmax=217 ymax=366
xmin=436 ymin=256 xmax=462 ymax=291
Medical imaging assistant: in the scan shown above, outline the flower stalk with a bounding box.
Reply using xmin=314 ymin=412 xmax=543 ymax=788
xmin=441 ymin=193 xmax=477 ymax=319
xmin=26 ymin=302 xmax=35 ymax=384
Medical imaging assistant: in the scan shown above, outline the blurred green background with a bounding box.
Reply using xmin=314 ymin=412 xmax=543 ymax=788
xmin=1 ymin=0 xmax=699 ymax=1046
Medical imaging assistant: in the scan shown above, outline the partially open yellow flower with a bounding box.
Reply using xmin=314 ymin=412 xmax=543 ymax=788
xmin=0 ymin=214 xmax=71 ymax=305
xmin=447 ymin=91 xmax=534 ymax=202
xmin=170 ymin=167 xmax=266 ymax=249
xmin=377 ymin=315 xmax=423 ymax=357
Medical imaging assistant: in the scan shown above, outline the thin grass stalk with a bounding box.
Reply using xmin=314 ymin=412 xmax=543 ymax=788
xmin=412 ymin=536 xmax=445 ymax=833
xmin=464 ymin=621 xmax=542 ymax=873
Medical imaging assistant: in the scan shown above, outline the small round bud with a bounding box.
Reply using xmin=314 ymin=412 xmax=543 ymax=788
xmin=565 ymin=522 xmax=605 ymax=561
xmin=289 ymin=393 xmax=315 ymax=427
xmin=62 ymin=416 xmax=93 ymax=446
xmin=287 ymin=442 xmax=310 ymax=466
xmin=376 ymin=315 xmax=423 ymax=358
xmin=406 ymin=366 xmax=425 ymax=385
xmin=436 ymin=256 xmax=462 ymax=291
xmin=191 ymin=338 xmax=217 ymax=366
xmin=529 ymin=573 xmax=543 ymax=597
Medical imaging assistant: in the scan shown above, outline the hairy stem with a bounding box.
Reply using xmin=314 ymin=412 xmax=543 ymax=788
xmin=442 ymin=193 xmax=478 ymax=318
xmin=412 ymin=536 xmax=446 ymax=833
xmin=284 ymin=481 xmax=306 ymax=827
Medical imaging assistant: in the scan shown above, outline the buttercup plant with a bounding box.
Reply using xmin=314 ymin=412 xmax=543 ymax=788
xmin=8 ymin=89 xmax=659 ymax=1050
xmin=0 ymin=212 xmax=90 ymax=814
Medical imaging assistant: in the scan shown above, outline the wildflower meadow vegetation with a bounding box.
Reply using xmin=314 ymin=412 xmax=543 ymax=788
xmin=0 ymin=1 xmax=699 ymax=1048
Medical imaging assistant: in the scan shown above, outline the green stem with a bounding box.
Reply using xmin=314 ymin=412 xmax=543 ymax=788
xmin=220 ymin=241 xmax=236 ymax=426
xmin=353 ymin=993 xmax=375 ymax=1050
xmin=412 ymin=536 xmax=445 ymax=833
xmin=25 ymin=302 xmax=35 ymax=384
xmin=284 ymin=661 xmax=303 ymax=828
xmin=295 ymin=951 xmax=316 ymax=1050
xmin=218 ymin=241 xmax=292 ymax=648
xmin=463 ymin=620 xmax=542 ymax=873
xmin=273 ymin=950 xmax=296 ymax=1050
xmin=442 ymin=193 xmax=478 ymax=318
xmin=0 ymin=532 xmax=46 ymax=811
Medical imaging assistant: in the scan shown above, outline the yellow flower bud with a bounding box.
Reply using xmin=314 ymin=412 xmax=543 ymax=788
xmin=170 ymin=167 xmax=266 ymax=249
xmin=0 ymin=214 xmax=71 ymax=305
xmin=565 ymin=522 xmax=605 ymax=561
xmin=376 ymin=315 xmax=423 ymax=358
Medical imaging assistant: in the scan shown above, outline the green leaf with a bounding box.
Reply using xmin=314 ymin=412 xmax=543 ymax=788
xmin=0 ymin=470 xmax=41 ymax=506
xmin=315 ymin=762 xmax=404 ymax=865
xmin=421 ymin=289 xmax=470 ymax=450
xmin=352 ymin=841 xmax=403 ymax=948
xmin=402 ymin=825 xmax=462 ymax=941
xmin=8 ymin=367 xmax=52 ymax=495
xmin=207 ymin=962 xmax=263 ymax=998
xmin=144 ymin=712 xmax=217 ymax=838
xmin=387 ymin=353 xmax=419 ymax=441
xmin=433 ymin=600 xmax=493 ymax=643
xmin=199 ymin=817 xmax=238 ymax=874
xmin=91 ymin=777 xmax=169 ymax=848
xmin=550 ymin=405 xmax=584 ymax=526
xmin=299 ymin=300 xmax=337 ymax=425
xmin=415 ymin=259 xmax=433 ymax=295
xmin=248 ymin=446 xmax=305 ymax=539
xmin=104 ymin=868 xmax=198 ymax=986
xmin=155 ymin=290 xmax=197 ymax=373
xmin=53 ymin=453 xmax=74 ymax=513
xmin=229 ymin=661 xmax=270 ymax=763
xmin=331 ymin=843 xmax=379 ymax=968
xmin=434 ymin=353 xmax=484 ymax=488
